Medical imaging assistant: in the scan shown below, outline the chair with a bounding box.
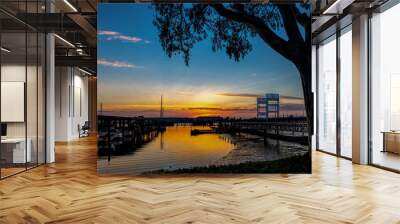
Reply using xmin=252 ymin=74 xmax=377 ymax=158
xmin=79 ymin=121 xmax=90 ymax=138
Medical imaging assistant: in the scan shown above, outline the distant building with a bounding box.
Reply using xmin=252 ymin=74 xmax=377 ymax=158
xmin=195 ymin=116 xmax=223 ymax=121
xmin=257 ymin=93 xmax=279 ymax=119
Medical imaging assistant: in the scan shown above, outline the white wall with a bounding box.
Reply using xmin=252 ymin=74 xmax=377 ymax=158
xmin=72 ymin=73 xmax=89 ymax=138
xmin=1 ymin=65 xmax=41 ymax=139
xmin=1 ymin=65 xmax=26 ymax=138
xmin=1 ymin=63 xmax=46 ymax=164
xmin=55 ymin=66 xmax=70 ymax=141
xmin=55 ymin=67 xmax=89 ymax=141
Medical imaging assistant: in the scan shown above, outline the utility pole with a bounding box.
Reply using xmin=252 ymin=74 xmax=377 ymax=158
xmin=160 ymin=95 xmax=164 ymax=118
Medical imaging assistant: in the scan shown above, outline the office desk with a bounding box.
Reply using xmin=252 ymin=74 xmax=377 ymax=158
xmin=1 ymin=138 xmax=31 ymax=163
xmin=382 ymin=131 xmax=400 ymax=154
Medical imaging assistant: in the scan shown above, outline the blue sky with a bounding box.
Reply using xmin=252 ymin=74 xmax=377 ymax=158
xmin=97 ymin=4 xmax=305 ymax=118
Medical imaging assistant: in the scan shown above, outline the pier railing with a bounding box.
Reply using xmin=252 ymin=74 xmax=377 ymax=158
xmin=220 ymin=121 xmax=308 ymax=135
xmin=216 ymin=120 xmax=308 ymax=145
xmin=98 ymin=116 xmax=166 ymax=159
xmin=97 ymin=116 xmax=310 ymax=159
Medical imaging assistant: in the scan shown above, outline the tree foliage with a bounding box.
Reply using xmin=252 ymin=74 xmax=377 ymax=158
xmin=151 ymin=3 xmax=313 ymax=135
xmin=152 ymin=3 xmax=310 ymax=66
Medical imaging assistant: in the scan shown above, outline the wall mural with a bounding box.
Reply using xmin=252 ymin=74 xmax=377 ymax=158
xmin=97 ymin=3 xmax=312 ymax=174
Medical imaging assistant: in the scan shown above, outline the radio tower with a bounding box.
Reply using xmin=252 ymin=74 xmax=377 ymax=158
xmin=160 ymin=95 xmax=164 ymax=118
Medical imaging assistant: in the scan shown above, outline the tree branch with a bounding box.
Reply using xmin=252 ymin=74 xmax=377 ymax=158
xmin=277 ymin=5 xmax=303 ymax=44
xmin=292 ymin=6 xmax=308 ymax=28
xmin=209 ymin=4 xmax=294 ymax=62
xmin=292 ymin=6 xmax=311 ymax=46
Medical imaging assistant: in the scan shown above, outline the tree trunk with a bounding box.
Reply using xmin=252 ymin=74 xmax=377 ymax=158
xmin=295 ymin=55 xmax=313 ymax=154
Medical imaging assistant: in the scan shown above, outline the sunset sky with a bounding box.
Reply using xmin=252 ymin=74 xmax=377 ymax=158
xmin=98 ymin=4 xmax=305 ymax=118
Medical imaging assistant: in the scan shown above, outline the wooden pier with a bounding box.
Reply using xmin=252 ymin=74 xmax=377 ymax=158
xmin=98 ymin=116 xmax=309 ymax=160
xmin=98 ymin=116 xmax=166 ymax=159
xmin=188 ymin=119 xmax=308 ymax=145
xmin=216 ymin=120 xmax=308 ymax=145
xmin=190 ymin=129 xmax=217 ymax=136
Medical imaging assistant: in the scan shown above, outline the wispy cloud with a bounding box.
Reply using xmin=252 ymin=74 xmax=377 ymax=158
xmin=98 ymin=30 xmax=150 ymax=44
xmin=281 ymin=96 xmax=304 ymax=100
xmin=98 ymin=30 xmax=120 ymax=36
xmin=98 ymin=59 xmax=143 ymax=68
xmin=218 ymin=93 xmax=262 ymax=98
xmin=106 ymin=35 xmax=142 ymax=43
xmin=218 ymin=92 xmax=304 ymax=101
xmin=187 ymin=107 xmax=254 ymax=112
xmin=175 ymin=90 xmax=194 ymax=96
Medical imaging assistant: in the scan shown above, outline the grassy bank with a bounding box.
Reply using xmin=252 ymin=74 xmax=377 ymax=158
xmin=145 ymin=152 xmax=311 ymax=174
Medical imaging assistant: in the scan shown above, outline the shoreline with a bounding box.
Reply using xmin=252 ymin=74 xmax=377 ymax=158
xmin=212 ymin=133 xmax=309 ymax=166
xmin=144 ymin=152 xmax=311 ymax=174
xmin=144 ymin=133 xmax=310 ymax=174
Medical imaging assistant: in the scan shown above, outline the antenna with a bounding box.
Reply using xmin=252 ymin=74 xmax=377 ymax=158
xmin=160 ymin=95 xmax=164 ymax=118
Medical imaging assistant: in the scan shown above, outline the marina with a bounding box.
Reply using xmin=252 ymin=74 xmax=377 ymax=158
xmin=97 ymin=116 xmax=309 ymax=174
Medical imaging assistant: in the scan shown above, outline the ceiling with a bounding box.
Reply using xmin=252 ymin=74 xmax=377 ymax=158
xmin=0 ymin=0 xmax=97 ymax=74
xmin=1 ymin=0 xmax=395 ymax=74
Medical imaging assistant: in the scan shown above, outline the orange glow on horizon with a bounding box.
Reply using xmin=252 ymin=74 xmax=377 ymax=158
xmin=98 ymin=92 xmax=305 ymax=118
xmin=99 ymin=103 xmax=257 ymax=118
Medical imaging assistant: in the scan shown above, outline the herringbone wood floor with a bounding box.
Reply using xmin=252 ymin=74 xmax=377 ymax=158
xmin=1 ymin=136 xmax=400 ymax=224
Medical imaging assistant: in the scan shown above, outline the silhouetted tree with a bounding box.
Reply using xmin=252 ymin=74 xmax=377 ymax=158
xmin=152 ymin=3 xmax=312 ymax=144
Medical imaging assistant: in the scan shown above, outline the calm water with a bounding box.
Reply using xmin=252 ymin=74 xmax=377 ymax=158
xmin=97 ymin=126 xmax=236 ymax=174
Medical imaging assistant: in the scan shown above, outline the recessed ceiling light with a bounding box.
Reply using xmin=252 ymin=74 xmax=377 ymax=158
xmin=322 ymin=0 xmax=342 ymax=15
xmin=1 ymin=47 xmax=11 ymax=53
xmin=78 ymin=67 xmax=93 ymax=76
xmin=63 ymin=0 xmax=78 ymax=12
xmin=54 ymin=34 xmax=75 ymax=48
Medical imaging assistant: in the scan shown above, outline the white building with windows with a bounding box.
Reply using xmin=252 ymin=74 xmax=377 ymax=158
xmin=256 ymin=93 xmax=279 ymax=120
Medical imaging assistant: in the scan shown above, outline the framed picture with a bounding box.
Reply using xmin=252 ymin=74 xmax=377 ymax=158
xmin=97 ymin=3 xmax=312 ymax=175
